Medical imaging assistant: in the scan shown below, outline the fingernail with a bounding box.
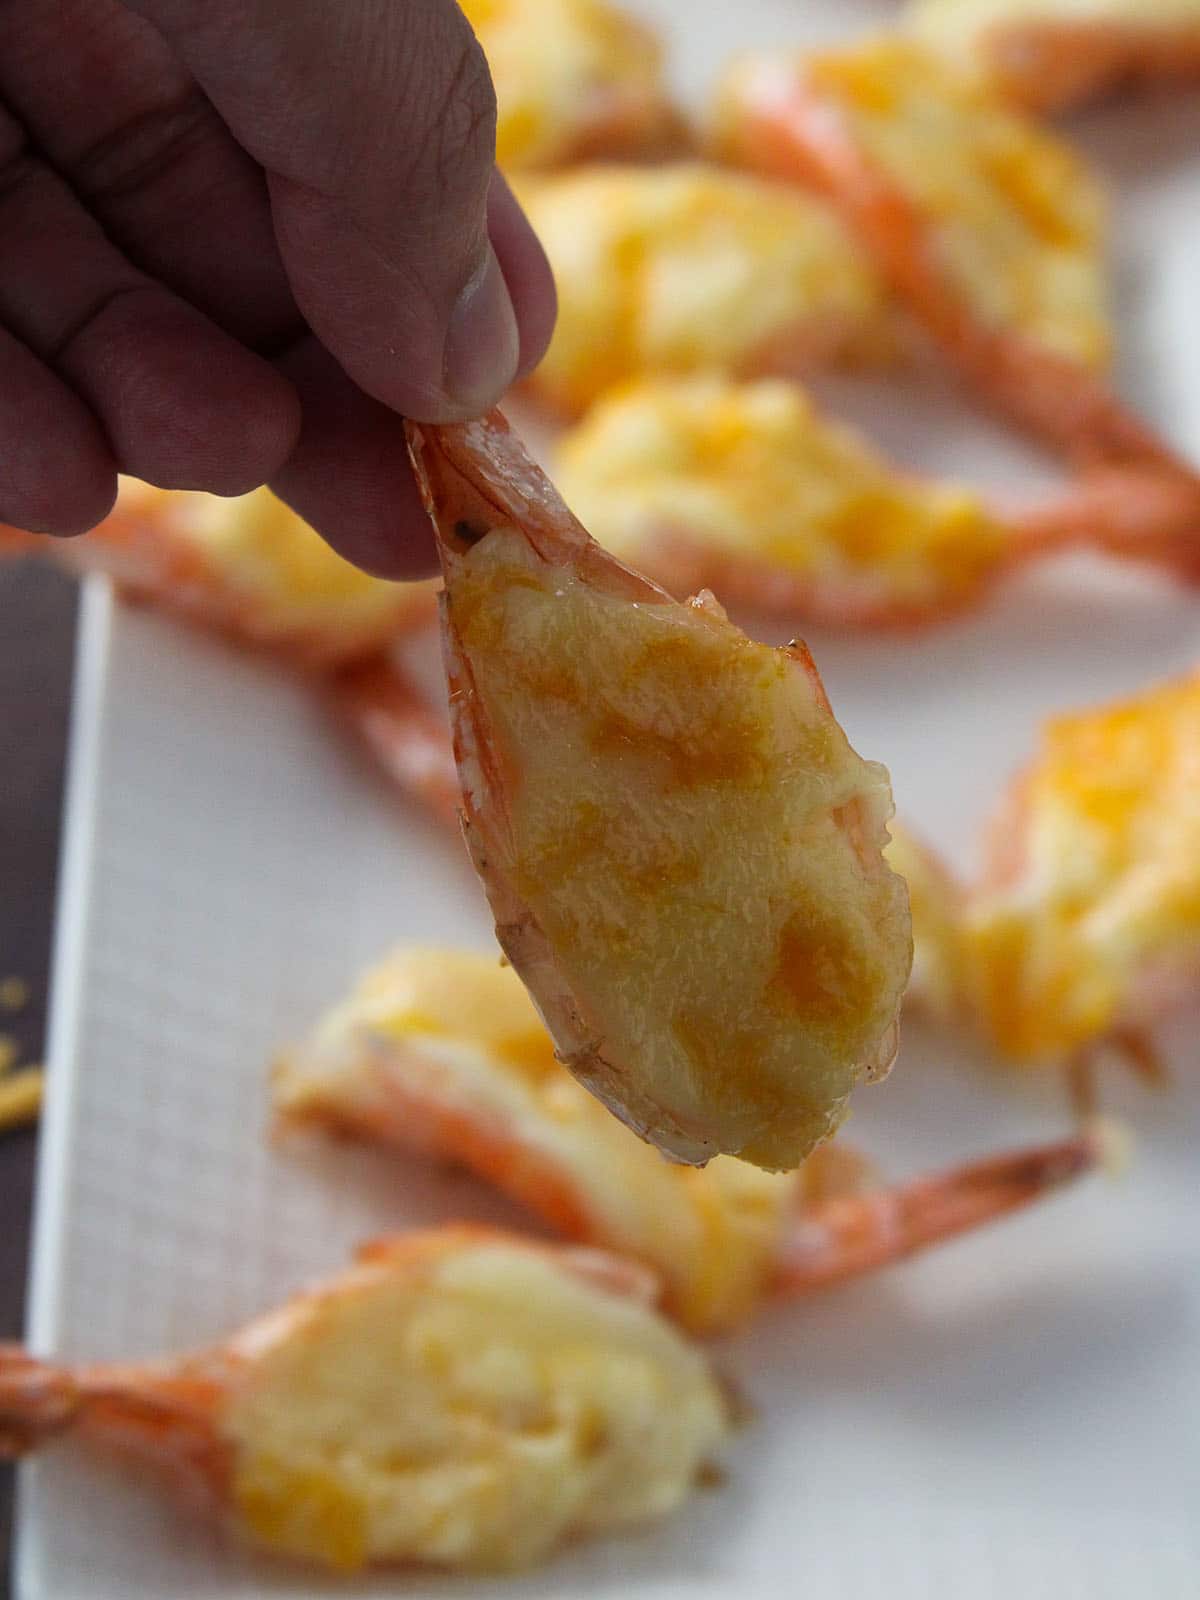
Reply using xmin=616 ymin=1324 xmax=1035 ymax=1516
xmin=443 ymin=242 xmax=521 ymax=414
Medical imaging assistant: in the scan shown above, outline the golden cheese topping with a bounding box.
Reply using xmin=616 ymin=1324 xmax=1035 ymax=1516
xmin=555 ymin=377 xmax=1007 ymax=616
xmin=460 ymin=0 xmax=678 ymax=169
xmin=518 ymin=164 xmax=895 ymax=415
xmin=117 ymin=479 xmax=434 ymax=648
xmin=725 ymin=39 xmax=1110 ymax=369
xmin=225 ymin=1239 xmax=728 ymax=1571
xmin=447 ymin=526 xmax=911 ymax=1170
xmin=276 ymin=947 xmax=796 ymax=1330
xmin=966 ymin=670 xmax=1200 ymax=1061
xmin=884 ymin=825 xmax=966 ymax=1022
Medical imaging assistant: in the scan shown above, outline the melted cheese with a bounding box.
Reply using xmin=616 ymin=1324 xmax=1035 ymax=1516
xmin=731 ymin=39 xmax=1109 ymax=368
xmin=518 ymin=164 xmax=894 ymax=414
xmin=884 ymin=825 xmax=966 ymax=1022
xmin=555 ymin=377 xmax=1006 ymax=615
xmin=448 ymin=527 xmax=911 ymax=1169
xmin=118 ymin=480 xmax=433 ymax=645
xmin=460 ymin=0 xmax=676 ymax=169
xmin=225 ymin=1241 xmax=727 ymax=1571
xmin=277 ymin=948 xmax=796 ymax=1330
xmin=966 ymin=671 xmax=1200 ymax=1061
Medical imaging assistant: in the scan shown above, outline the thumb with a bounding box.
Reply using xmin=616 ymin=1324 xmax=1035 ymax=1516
xmin=124 ymin=0 xmax=554 ymax=420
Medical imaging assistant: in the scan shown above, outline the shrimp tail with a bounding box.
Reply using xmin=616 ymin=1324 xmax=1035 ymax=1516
xmin=1008 ymin=468 xmax=1200 ymax=585
xmin=983 ymin=21 xmax=1200 ymax=115
xmin=773 ymin=1130 xmax=1102 ymax=1295
xmin=0 ymin=525 xmax=43 ymax=558
xmin=0 ymin=1346 xmax=84 ymax=1456
xmin=0 ymin=1342 xmax=233 ymax=1504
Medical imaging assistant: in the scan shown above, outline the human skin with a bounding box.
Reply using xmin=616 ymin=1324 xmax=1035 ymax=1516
xmin=0 ymin=0 xmax=556 ymax=575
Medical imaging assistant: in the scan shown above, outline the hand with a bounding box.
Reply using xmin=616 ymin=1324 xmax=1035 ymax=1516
xmin=0 ymin=0 xmax=556 ymax=575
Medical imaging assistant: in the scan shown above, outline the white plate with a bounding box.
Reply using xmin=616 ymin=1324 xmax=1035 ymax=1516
xmin=15 ymin=2 xmax=1200 ymax=1595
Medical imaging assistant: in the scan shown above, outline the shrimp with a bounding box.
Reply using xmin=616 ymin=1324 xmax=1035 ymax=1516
xmin=964 ymin=667 xmax=1200 ymax=1090
xmin=908 ymin=0 xmax=1200 ymax=113
xmin=555 ymin=377 xmax=1009 ymax=627
xmin=554 ymin=378 xmax=1200 ymax=627
xmin=460 ymin=0 xmax=686 ymax=169
xmin=0 ymin=1228 xmax=728 ymax=1573
xmin=275 ymin=948 xmax=1101 ymax=1332
xmin=515 ymin=163 xmax=898 ymax=416
xmin=0 ymin=479 xmax=436 ymax=670
xmin=408 ymin=407 xmax=912 ymax=1170
xmin=715 ymin=39 xmax=1200 ymax=489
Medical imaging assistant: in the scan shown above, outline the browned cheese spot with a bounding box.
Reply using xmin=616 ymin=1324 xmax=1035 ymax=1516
xmin=670 ymin=1010 xmax=788 ymax=1122
xmin=770 ymin=902 xmax=875 ymax=1033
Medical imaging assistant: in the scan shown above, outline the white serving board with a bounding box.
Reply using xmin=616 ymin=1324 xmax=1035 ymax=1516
xmin=14 ymin=1 xmax=1200 ymax=1594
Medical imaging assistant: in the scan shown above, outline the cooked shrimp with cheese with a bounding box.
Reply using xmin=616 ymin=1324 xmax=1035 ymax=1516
xmin=965 ymin=668 xmax=1200 ymax=1080
xmin=554 ymin=378 xmax=1200 ymax=627
xmin=0 ymin=481 xmax=435 ymax=669
xmin=556 ymin=377 xmax=1008 ymax=626
xmin=409 ymin=408 xmax=912 ymax=1171
xmin=716 ymin=40 xmax=1200 ymax=490
xmin=516 ymin=163 xmax=896 ymax=416
xmin=460 ymin=0 xmax=684 ymax=169
xmin=909 ymin=0 xmax=1200 ymax=112
xmin=275 ymin=948 xmax=1101 ymax=1332
xmin=0 ymin=1230 xmax=728 ymax=1573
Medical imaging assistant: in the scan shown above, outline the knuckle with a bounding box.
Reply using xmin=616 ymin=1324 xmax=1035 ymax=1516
xmin=44 ymin=282 xmax=155 ymax=367
xmin=0 ymin=123 xmax=42 ymax=210
xmin=69 ymin=89 xmax=218 ymax=206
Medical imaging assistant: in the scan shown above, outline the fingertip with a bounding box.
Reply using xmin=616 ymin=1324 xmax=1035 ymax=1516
xmin=439 ymin=239 xmax=521 ymax=419
xmin=269 ymin=337 xmax=438 ymax=580
xmin=41 ymin=470 xmax=120 ymax=538
xmin=7 ymin=475 xmax=120 ymax=538
xmin=8 ymin=439 xmax=119 ymax=536
xmin=487 ymin=169 xmax=557 ymax=381
xmin=273 ymin=444 xmax=435 ymax=580
xmin=0 ymin=332 xmax=119 ymax=536
xmin=183 ymin=354 xmax=302 ymax=496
